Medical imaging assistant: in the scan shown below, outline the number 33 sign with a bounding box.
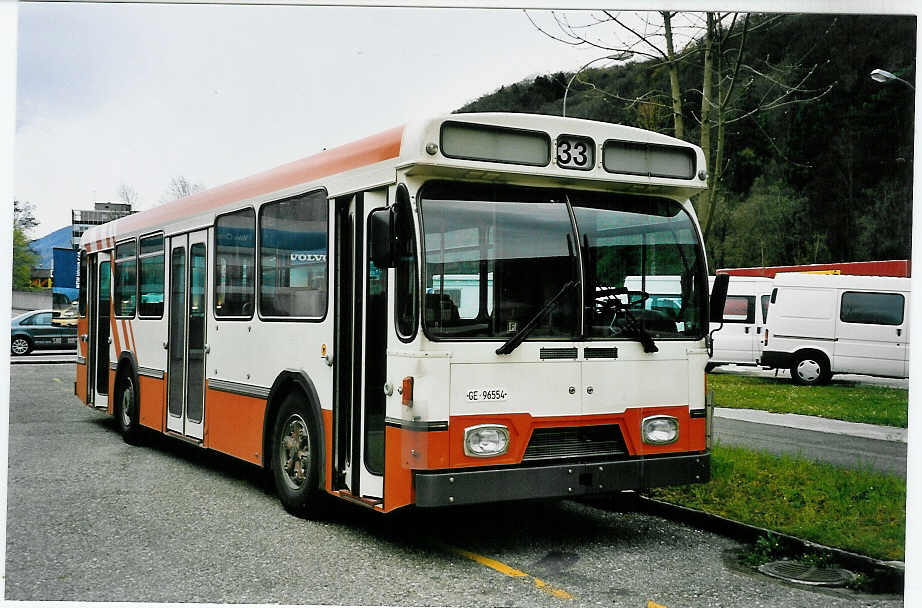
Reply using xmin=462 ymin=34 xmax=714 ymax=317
xmin=556 ymin=135 xmax=594 ymax=170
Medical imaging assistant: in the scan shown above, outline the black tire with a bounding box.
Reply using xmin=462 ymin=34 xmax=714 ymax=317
xmin=790 ymin=352 xmax=831 ymax=386
xmin=11 ymin=335 xmax=32 ymax=356
xmin=705 ymin=362 xmax=719 ymax=373
xmin=117 ymin=373 xmax=143 ymax=445
xmin=271 ymin=392 xmax=325 ymax=518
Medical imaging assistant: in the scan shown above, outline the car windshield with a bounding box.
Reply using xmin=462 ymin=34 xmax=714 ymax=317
xmin=419 ymin=181 xmax=707 ymax=342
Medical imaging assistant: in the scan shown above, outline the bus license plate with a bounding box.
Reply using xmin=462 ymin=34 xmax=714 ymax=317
xmin=465 ymin=388 xmax=509 ymax=402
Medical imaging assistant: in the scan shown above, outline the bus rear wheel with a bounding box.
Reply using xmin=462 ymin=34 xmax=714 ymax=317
xmin=117 ymin=373 xmax=143 ymax=445
xmin=271 ymin=393 xmax=325 ymax=518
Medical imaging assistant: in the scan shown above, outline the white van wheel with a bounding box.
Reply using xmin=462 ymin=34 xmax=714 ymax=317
xmin=791 ymin=354 xmax=830 ymax=385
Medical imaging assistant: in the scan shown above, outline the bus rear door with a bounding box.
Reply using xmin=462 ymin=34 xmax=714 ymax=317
xmin=166 ymin=230 xmax=208 ymax=440
xmin=87 ymin=251 xmax=112 ymax=410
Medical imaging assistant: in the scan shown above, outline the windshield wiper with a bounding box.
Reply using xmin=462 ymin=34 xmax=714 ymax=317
xmin=496 ymin=280 xmax=577 ymax=355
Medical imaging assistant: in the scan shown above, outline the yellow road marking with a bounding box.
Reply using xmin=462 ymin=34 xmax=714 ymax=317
xmin=444 ymin=544 xmax=573 ymax=600
xmin=647 ymin=601 xmax=669 ymax=608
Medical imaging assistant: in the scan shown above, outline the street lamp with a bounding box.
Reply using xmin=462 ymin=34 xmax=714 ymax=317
xmin=870 ymin=68 xmax=915 ymax=91
xmin=562 ymin=51 xmax=633 ymax=117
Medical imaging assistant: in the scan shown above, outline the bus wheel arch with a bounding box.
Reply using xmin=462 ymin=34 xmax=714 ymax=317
xmin=115 ymin=353 xmax=143 ymax=444
xmin=263 ymin=370 xmax=327 ymax=515
xmin=790 ymin=349 xmax=832 ymax=385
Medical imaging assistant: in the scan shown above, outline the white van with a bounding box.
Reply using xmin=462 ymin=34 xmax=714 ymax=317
xmin=761 ymin=273 xmax=911 ymax=384
xmin=708 ymin=275 xmax=774 ymax=369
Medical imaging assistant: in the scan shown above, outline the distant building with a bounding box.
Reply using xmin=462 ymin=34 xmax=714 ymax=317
xmin=71 ymin=201 xmax=134 ymax=248
xmin=29 ymin=267 xmax=52 ymax=288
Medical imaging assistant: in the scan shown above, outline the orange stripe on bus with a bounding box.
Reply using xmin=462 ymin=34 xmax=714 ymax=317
xmin=110 ymin=294 xmax=121 ymax=361
xmin=127 ymin=319 xmax=136 ymax=354
xmin=384 ymin=424 xmax=413 ymax=512
xmin=114 ymin=126 xmax=404 ymax=236
xmin=75 ymin=360 xmax=88 ymax=403
xmin=120 ymin=319 xmax=130 ymax=352
xmin=78 ymin=317 xmax=88 ymax=358
xmin=323 ymin=409 xmax=333 ymax=492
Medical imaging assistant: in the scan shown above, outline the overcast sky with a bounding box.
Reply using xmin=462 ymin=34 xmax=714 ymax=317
xmin=13 ymin=3 xmax=640 ymax=235
xmin=13 ymin=2 xmax=921 ymax=238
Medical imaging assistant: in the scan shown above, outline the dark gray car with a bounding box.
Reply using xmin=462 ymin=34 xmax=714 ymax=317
xmin=10 ymin=309 xmax=78 ymax=355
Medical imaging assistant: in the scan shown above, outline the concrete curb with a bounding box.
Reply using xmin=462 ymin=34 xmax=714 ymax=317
xmin=10 ymin=359 xmax=75 ymax=365
xmin=635 ymin=495 xmax=904 ymax=590
xmin=715 ymin=407 xmax=908 ymax=443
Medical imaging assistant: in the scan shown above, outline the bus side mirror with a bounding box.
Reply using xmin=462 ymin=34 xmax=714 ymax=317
xmin=369 ymin=208 xmax=394 ymax=268
xmin=709 ymin=274 xmax=730 ymax=323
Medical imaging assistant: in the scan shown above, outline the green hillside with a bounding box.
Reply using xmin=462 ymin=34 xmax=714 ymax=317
xmin=457 ymin=13 xmax=915 ymax=271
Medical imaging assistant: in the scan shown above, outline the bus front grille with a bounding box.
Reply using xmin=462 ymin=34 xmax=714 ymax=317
xmin=522 ymin=425 xmax=628 ymax=462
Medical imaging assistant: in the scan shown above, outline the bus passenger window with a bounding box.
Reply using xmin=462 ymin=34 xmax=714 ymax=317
xmin=138 ymin=234 xmax=164 ymax=318
xmin=215 ymin=208 xmax=256 ymax=318
xmin=259 ymin=191 xmax=328 ymax=318
xmin=114 ymin=241 xmax=137 ymax=317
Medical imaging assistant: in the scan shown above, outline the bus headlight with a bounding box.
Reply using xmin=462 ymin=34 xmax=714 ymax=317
xmin=641 ymin=416 xmax=679 ymax=445
xmin=463 ymin=425 xmax=510 ymax=457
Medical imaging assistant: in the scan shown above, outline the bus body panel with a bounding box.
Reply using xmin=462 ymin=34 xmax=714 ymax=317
xmin=137 ymin=373 xmax=165 ymax=431
xmin=203 ymin=387 xmax=266 ymax=465
xmin=75 ymin=316 xmax=89 ymax=402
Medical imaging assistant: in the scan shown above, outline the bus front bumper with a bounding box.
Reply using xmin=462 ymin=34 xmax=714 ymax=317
xmin=413 ymin=452 xmax=710 ymax=507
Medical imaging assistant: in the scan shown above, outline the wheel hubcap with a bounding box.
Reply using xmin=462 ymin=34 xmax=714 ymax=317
xmin=796 ymin=359 xmax=821 ymax=382
xmin=121 ymin=380 xmax=133 ymax=427
xmin=11 ymin=339 xmax=27 ymax=355
xmin=279 ymin=414 xmax=310 ymax=490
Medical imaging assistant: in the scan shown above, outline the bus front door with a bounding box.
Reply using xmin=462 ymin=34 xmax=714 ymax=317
xmin=166 ymin=231 xmax=208 ymax=441
xmin=334 ymin=190 xmax=387 ymax=500
xmin=87 ymin=251 xmax=111 ymax=410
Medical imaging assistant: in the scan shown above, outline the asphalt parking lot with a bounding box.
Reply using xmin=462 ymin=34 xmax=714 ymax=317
xmin=4 ymin=363 xmax=904 ymax=607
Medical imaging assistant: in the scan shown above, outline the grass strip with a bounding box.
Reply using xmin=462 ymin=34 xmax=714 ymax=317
xmin=648 ymin=444 xmax=906 ymax=561
xmin=708 ymin=373 xmax=908 ymax=427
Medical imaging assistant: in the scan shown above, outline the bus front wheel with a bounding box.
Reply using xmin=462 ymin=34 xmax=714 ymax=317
xmin=271 ymin=393 xmax=324 ymax=518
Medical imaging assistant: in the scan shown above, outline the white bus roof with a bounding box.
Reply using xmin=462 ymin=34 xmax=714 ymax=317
xmin=81 ymin=113 xmax=707 ymax=251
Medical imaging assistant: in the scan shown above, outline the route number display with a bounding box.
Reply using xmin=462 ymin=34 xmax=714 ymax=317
xmin=556 ymin=135 xmax=594 ymax=170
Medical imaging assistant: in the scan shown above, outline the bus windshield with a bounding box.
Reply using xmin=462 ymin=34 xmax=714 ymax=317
xmin=420 ymin=181 xmax=706 ymax=342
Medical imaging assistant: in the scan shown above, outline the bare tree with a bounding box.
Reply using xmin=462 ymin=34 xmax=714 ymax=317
xmin=693 ymin=13 xmax=834 ymax=242
xmin=527 ymin=11 xmax=835 ymax=245
xmin=13 ymin=199 xmax=39 ymax=236
xmin=164 ymin=176 xmax=205 ymax=202
xmin=117 ymin=183 xmax=139 ymax=207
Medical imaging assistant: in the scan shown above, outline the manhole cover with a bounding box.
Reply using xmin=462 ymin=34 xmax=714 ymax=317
xmin=758 ymin=560 xmax=854 ymax=587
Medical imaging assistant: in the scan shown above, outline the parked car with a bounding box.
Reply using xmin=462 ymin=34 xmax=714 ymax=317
xmin=707 ymin=275 xmax=774 ymax=369
xmin=52 ymin=302 xmax=79 ymax=327
xmin=10 ymin=309 xmax=78 ymax=355
xmin=761 ymin=273 xmax=910 ymax=384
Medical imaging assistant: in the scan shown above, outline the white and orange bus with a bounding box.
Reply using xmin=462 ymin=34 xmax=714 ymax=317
xmin=75 ymin=113 xmax=729 ymax=516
